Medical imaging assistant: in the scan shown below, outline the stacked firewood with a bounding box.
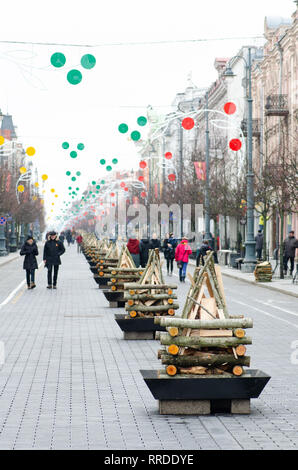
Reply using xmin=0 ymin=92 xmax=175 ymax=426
xmin=123 ymin=249 xmax=178 ymax=318
xmin=254 ymin=261 xmax=272 ymax=282
xmin=107 ymin=246 xmax=143 ymax=292
xmin=155 ymin=252 xmax=253 ymax=377
xmin=96 ymin=243 xmax=120 ymax=279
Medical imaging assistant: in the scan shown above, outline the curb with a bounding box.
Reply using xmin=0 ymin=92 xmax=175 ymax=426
xmin=189 ymin=261 xmax=297 ymax=298
xmin=0 ymin=254 xmax=19 ymax=268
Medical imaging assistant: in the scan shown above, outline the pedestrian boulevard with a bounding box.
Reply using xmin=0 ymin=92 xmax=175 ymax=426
xmin=0 ymin=246 xmax=297 ymax=449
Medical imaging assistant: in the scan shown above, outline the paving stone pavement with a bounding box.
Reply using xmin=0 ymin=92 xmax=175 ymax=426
xmin=0 ymin=245 xmax=297 ymax=450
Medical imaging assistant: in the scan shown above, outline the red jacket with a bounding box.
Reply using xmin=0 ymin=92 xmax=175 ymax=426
xmin=175 ymin=240 xmax=192 ymax=263
xmin=127 ymin=238 xmax=140 ymax=254
xmin=76 ymin=235 xmax=83 ymax=244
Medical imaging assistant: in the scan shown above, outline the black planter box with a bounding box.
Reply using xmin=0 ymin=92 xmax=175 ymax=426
xmin=115 ymin=314 xmax=166 ymax=333
xmin=93 ymin=275 xmax=109 ymax=287
xmin=90 ymin=266 xmax=98 ymax=275
xmin=141 ymin=369 xmax=270 ymax=400
xmin=103 ymin=290 xmax=125 ymax=307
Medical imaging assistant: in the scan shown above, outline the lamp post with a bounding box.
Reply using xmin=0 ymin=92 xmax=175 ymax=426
xmin=204 ymin=91 xmax=212 ymax=244
xmin=224 ymin=47 xmax=256 ymax=272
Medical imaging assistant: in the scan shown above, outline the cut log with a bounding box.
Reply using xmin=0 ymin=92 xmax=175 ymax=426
xmin=124 ymin=283 xmax=178 ymax=290
xmin=234 ymin=328 xmax=245 ymax=338
xmin=168 ymin=344 xmax=179 ymax=356
xmin=197 ymin=329 xmax=233 ymax=337
xmin=161 ymin=353 xmax=250 ymax=367
xmin=125 ymin=304 xmax=179 ymax=312
xmin=167 ymin=327 xmax=179 ymax=337
xmin=160 ymin=333 xmax=252 ymax=349
xmin=179 ymin=366 xmax=208 ymax=375
xmin=166 ymin=365 xmax=178 ymax=376
xmin=235 ymin=345 xmax=247 ymax=356
xmin=155 ymin=317 xmax=253 ymax=329
xmin=233 ymin=365 xmax=244 ymax=376
xmin=124 ymin=293 xmax=177 ymax=301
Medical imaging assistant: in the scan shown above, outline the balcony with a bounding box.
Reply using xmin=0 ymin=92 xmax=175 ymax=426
xmin=241 ymin=119 xmax=261 ymax=137
xmin=265 ymin=94 xmax=289 ymax=117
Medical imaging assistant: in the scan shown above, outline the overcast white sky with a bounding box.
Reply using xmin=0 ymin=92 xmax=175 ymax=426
xmin=0 ymin=0 xmax=295 ymax=225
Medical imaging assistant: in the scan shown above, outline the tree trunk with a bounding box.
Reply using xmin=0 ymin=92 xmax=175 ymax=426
xmin=279 ymin=210 xmax=284 ymax=279
xmin=125 ymin=304 xmax=179 ymax=312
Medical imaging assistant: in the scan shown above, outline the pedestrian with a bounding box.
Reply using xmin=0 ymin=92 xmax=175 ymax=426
xmin=65 ymin=230 xmax=72 ymax=247
xmin=43 ymin=231 xmax=65 ymax=289
xmin=150 ymin=233 xmax=161 ymax=250
xmin=59 ymin=231 xmax=65 ymax=244
xmin=163 ymin=232 xmax=177 ymax=276
xmin=175 ymin=237 xmax=192 ymax=282
xmin=127 ymin=236 xmax=140 ymax=267
xmin=20 ymin=236 xmax=39 ymax=289
xmin=139 ymin=238 xmax=151 ymax=268
xmin=76 ymin=233 xmax=83 ymax=253
xmin=283 ymin=231 xmax=298 ymax=275
xmin=255 ymin=229 xmax=264 ymax=260
xmin=196 ymin=240 xmax=212 ymax=267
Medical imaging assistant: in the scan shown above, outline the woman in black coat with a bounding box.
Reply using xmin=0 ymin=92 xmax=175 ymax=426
xmin=43 ymin=231 xmax=65 ymax=289
xmin=163 ymin=232 xmax=177 ymax=276
xmin=20 ymin=236 xmax=39 ymax=289
xmin=139 ymin=239 xmax=151 ymax=267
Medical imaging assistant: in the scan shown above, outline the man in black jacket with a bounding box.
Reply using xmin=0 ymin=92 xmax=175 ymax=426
xmin=283 ymin=231 xmax=298 ymax=275
xmin=43 ymin=231 xmax=65 ymax=289
xmin=20 ymin=236 xmax=39 ymax=289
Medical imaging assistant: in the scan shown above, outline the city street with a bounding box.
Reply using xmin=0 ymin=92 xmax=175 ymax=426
xmin=0 ymin=246 xmax=297 ymax=450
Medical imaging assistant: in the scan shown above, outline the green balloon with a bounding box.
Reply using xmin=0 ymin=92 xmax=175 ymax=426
xmin=62 ymin=142 xmax=69 ymax=149
xmin=70 ymin=151 xmax=77 ymax=159
xmin=96 ymin=185 xmax=100 ymax=189
xmin=77 ymin=143 xmax=84 ymax=151
xmin=71 ymin=177 xmax=76 ymax=181
xmin=131 ymin=130 xmax=141 ymax=141
xmin=112 ymin=158 xmax=118 ymax=164
xmin=106 ymin=165 xmax=112 ymax=171
xmin=92 ymin=181 xmax=96 ymax=185
xmin=101 ymin=180 xmax=105 ymax=184
xmin=92 ymin=194 xmax=96 ymax=198
xmin=137 ymin=116 xmax=147 ymax=126
xmin=118 ymin=123 xmax=128 ymax=134
xmin=100 ymin=159 xmax=106 ymax=165
xmin=66 ymin=171 xmax=71 ymax=176
xmin=81 ymin=54 xmax=96 ymax=69
xmin=67 ymin=69 xmax=82 ymax=85
xmin=51 ymin=52 xmax=66 ymax=68
xmin=76 ymin=187 xmax=79 ymax=191
xmin=68 ymin=186 xmax=72 ymax=190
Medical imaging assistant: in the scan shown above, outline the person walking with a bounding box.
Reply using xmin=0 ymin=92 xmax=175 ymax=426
xmin=43 ymin=231 xmax=65 ymax=289
xmin=59 ymin=231 xmax=65 ymax=244
xmin=127 ymin=237 xmax=140 ymax=267
xmin=175 ymin=237 xmax=192 ymax=282
xmin=20 ymin=236 xmax=39 ymax=289
xmin=196 ymin=239 xmax=212 ymax=267
xmin=255 ymin=230 xmax=264 ymax=260
xmin=283 ymin=231 xmax=298 ymax=275
xmin=150 ymin=233 xmax=161 ymax=250
xmin=163 ymin=232 xmax=177 ymax=276
xmin=139 ymin=238 xmax=151 ymax=268
xmin=76 ymin=233 xmax=83 ymax=253
xmin=65 ymin=230 xmax=72 ymax=247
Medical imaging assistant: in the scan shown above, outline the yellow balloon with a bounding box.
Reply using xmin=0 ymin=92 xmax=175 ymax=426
xmin=52 ymin=203 xmax=54 ymax=206
xmin=51 ymin=188 xmax=55 ymax=193
xmin=55 ymin=194 xmax=58 ymax=198
xmin=0 ymin=136 xmax=5 ymax=146
xmin=33 ymin=196 xmax=37 ymax=201
xmin=20 ymin=167 xmax=27 ymax=174
xmin=42 ymin=174 xmax=48 ymax=181
xmin=18 ymin=185 xmax=25 ymax=192
xmin=34 ymin=182 xmax=39 ymax=188
xmin=26 ymin=146 xmax=36 ymax=156
xmin=40 ymin=200 xmax=44 ymax=204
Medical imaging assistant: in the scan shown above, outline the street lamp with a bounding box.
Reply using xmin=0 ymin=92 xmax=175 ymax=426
xmin=223 ymin=47 xmax=256 ymax=272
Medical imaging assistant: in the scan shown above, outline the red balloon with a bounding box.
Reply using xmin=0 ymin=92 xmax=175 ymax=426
xmin=182 ymin=117 xmax=194 ymax=130
xmin=112 ymin=202 xmax=115 ymax=207
xmin=110 ymin=192 xmax=115 ymax=197
xmin=139 ymin=160 xmax=147 ymax=169
xmin=138 ymin=175 xmax=144 ymax=182
xmin=224 ymin=102 xmax=236 ymax=115
xmin=124 ymin=187 xmax=129 ymax=192
xmin=164 ymin=152 xmax=172 ymax=160
xmin=141 ymin=191 xmax=146 ymax=198
xmin=120 ymin=182 xmax=126 ymax=188
xmin=168 ymin=173 xmax=176 ymax=181
xmin=229 ymin=139 xmax=242 ymax=151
